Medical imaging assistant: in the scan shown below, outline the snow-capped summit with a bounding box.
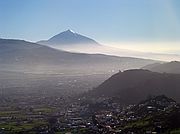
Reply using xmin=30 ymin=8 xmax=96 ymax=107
xmin=67 ymin=29 xmax=75 ymax=33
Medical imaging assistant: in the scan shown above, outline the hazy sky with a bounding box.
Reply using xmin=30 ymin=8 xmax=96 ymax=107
xmin=0 ymin=0 xmax=180 ymax=53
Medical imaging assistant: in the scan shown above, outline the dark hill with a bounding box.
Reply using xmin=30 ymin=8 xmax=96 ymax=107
xmin=89 ymin=69 xmax=180 ymax=104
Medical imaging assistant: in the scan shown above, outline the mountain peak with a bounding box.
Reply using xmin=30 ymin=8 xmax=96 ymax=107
xmin=60 ymin=29 xmax=76 ymax=35
xmin=37 ymin=29 xmax=100 ymax=46
xmin=66 ymin=29 xmax=75 ymax=34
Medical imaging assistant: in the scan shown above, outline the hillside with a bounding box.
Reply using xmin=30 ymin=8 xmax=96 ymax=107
xmin=120 ymin=95 xmax=180 ymax=133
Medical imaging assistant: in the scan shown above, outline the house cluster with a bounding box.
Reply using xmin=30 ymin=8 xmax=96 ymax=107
xmin=0 ymin=95 xmax=179 ymax=134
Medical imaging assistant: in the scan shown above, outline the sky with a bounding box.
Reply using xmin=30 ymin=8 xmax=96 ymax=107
xmin=0 ymin=0 xmax=180 ymax=53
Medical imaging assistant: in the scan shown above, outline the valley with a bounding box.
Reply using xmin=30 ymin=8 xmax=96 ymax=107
xmin=0 ymin=27 xmax=180 ymax=134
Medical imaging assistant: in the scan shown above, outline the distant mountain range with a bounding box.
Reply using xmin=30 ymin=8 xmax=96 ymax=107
xmin=0 ymin=38 xmax=156 ymax=74
xmin=88 ymin=69 xmax=180 ymax=104
xmin=143 ymin=61 xmax=180 ymax=74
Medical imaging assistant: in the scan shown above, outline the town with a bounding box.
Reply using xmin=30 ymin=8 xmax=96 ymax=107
xmin=0 ymin=92 xmax=180 ymax=134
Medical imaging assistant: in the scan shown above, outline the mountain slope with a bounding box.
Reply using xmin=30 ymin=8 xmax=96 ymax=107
xmin=88 ymin=69 xmax=180 ymax=104
xmin=0 ymin=39 xmax=156 ymax=73
xmin=142 ymin=61 xmax=180 ymax=74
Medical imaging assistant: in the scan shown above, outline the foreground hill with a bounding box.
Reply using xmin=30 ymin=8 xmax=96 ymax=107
xmin=0 ymin=39 xmax=155 ymax=74
xmin=143 ymin=61 xmax=180 ymax=74
xmin=88 ymin=69 xmax=180 ymax=104
xmin=121 ymin=95 xmax=180 ymax=133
